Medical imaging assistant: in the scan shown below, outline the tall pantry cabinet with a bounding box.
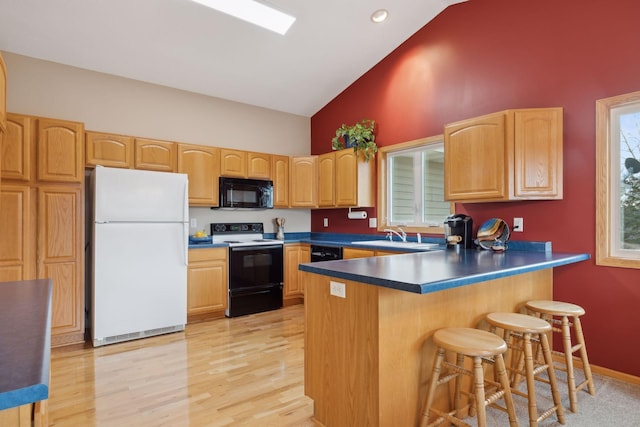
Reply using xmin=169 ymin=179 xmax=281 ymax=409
xmin=0 ymin=112 xmax=85 ymax=346
xmin=0 ymin=52 xmax=6 ymax=206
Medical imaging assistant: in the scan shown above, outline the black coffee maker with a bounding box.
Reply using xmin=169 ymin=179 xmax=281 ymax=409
xmin=444 ymin=214 xmax=474 ymax=249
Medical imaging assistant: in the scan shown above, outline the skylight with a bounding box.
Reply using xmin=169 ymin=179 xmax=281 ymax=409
xmin=191 ymin=0 xmax=296 ymax=35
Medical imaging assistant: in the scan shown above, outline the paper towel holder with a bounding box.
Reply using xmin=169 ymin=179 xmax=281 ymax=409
xmin=347 ymin=208 xmax=367 ymax=220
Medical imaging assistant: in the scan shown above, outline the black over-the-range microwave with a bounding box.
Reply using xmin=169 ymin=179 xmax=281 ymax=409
xmin=216 ymin=177 xmax=274 ymax=209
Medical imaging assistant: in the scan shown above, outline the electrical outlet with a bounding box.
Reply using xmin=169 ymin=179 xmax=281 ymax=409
xmin=330 ymin=281 xmax=346 ymax=298
xmin=513 ymin=217 xmax=524 ymax=232
xmin=323 ymin=218 xmax=329 ymax=227
xmin=190 ymin=218 xmax=197 ymax=228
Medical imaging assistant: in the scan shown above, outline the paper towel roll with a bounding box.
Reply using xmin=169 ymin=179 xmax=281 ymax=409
xmin=348 ymin=210 xmax=367 ymax=219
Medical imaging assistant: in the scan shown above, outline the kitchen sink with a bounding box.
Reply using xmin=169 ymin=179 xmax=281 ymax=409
xmin=350 ymin=240 xmax=442 ymax=250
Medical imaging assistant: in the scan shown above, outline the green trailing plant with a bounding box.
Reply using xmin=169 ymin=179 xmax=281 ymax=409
xmin=331 ymin=119 xmax=378 ymax=161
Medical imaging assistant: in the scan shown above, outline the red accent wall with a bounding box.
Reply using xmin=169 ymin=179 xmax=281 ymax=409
xmin=311 ymin=0 xmax=640 ymax=376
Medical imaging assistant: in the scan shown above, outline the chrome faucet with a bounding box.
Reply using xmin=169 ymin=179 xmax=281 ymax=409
xmin=383 ymin=226 xmax=407 ymax=242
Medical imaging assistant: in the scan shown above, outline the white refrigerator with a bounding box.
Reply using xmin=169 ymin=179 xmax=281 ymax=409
xmin=91 ymin=166 xmax=189 ymax=347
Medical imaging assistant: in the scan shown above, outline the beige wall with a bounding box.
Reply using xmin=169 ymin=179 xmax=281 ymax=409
xmin=3 ymin=51 xmax=311 ymax=232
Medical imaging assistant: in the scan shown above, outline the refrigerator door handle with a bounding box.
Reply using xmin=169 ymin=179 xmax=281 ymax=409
xmin=183 ymin=222 xmax=189 ymax=266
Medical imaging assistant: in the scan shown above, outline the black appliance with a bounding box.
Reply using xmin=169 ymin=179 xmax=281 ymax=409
xmin=210 ymin=222 xmax=283 ymax=317
xmin=310 ymin=245 xmax=343 ymax=262
xmin=444 ymin=214 xmax=474 ymax=249
xmin=218 ymin=177 xmax=273 ymax=209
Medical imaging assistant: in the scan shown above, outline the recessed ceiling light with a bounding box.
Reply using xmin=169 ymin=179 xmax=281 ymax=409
xmin=191 ymin=0 xmax=296 ymax=35
xmin=371 ymin=9 xmax=388 ymax=23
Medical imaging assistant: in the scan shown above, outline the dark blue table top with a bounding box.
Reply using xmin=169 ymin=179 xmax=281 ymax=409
xmin=0 ymin=279 xmax=52 ymax=410
xmin=299 ymin=248 xmax=590 ymax=294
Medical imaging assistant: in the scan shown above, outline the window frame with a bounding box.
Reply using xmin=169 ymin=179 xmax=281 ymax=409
xmin=596 ymin=90 xmax=640 ymax=268
xmin=376 ymin=135 xmax=454 ymax=234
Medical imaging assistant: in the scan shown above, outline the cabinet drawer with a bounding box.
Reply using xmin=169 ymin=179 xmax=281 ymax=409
xmin=189 ymin=247 xmax=227 ymax=263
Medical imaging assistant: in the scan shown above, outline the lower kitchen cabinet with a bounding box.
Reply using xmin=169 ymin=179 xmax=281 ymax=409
xmin=187 ymin=248 xmax=228 ymax=322
xmin=343 ymin=247 xmax=401 ymax=259
xmin=284 ymin=244 xmax=309 ymax=304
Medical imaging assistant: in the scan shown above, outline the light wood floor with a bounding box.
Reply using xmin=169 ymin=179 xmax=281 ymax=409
xmin=49 ymin=304 xmax=315 ymax=426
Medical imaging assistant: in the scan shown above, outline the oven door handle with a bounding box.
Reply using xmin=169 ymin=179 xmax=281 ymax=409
xmin=229 ymin=244 xmax=283 ymax=252
xmin=229 ymin=284 xmax=283 ymax=297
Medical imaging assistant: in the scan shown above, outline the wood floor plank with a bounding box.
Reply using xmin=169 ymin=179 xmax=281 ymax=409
xmin=49 ymin=305 xmax=314 ymax=426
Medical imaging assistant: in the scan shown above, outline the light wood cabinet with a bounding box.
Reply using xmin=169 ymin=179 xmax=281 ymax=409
xmin=318 ymin=152 xmax=335 ymax=207
xmin=343 ymin=247 xmax=375 ymax=259
xmin=248 ymin=151 xmax=271 ymax=179
xmin=290 ymin=156 xmax=318 ymax=207
xmin=2 ymin=114 xmax=35 ymax=182
xmin=187 ymin=248 xmax=228 ymax=321
xmin=85 ymin=131 xmax=133 ymax=168
xmin=284 ymin=244 xmax=309 ymax=304
xmin=335 ymin=149 xmax=375 ymax=207
xmin=37 ymin=185 xmax=84 ymax=345
xmin=178 ymin=143 xmax=220 ymax=207
xmin=134 ymin=137 xmax=176 ymax=172
xmin=271 ymin=155 xmax=289 ymax=208
xmin=0 ymin=51 xmax=6 ymax=135
xmin=444 ymin=108 xmax=563 ymax=202
xmin=220 ymin=148 xmax=246 ymax=177
xmin=37 ymin=118 xmax=84 ymax=183
xmin=0 ymin=185 xmax=35 ymax=282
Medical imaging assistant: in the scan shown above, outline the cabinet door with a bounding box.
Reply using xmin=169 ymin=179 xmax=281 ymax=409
xmin=272 ymin=155 xmax=289 ymax=208
xmin=2 ymin=114 xmax=35 ymax=182
xmin=444 ymin=112 xmax=507 ymax=201
xmin=299 ymin=245 xmax=310 ymax=293
xmin=318 ymin=152 xmax=335 ymax=207
xmin=85 ymin=131 xmax=133 ymax=169
xmin=187 ymin=248 xmax=228 ymax=316
xmin=0 ymin=52 xmax=6 ymax=134
xmin=37 ymin=118 xmax=84 ymax=183
xmin=220 ymin=148 xmax=247 ymax=177
xmin=290 ymin=156 xmax=318 ymax=207
xmin=178 ymin=143 xmax=220 ymax=206
xmin=134 ymin=138 xmax=176 ymax=172
xmin=248 ymin=152 xmax=271 ymax=179
xmin=0 ymin=185 xmax=35 ymax=282
xmin=513 ymin=108 xmax=563 ymax=199
xmin=335 ymin=149 xmax=374 ymax=207
xmin=343 ymin=247 xmax=375 ymax=259
xmin=37 ymin=185 xmax=84 ymax=344
xmin=284 ymin=245 xmax=302 ymax=297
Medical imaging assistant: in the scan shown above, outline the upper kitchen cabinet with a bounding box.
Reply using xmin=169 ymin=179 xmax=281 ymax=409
xmin=317 ymin=149 xmax=375 ymax=208
xmin=271 ymin=155 xmax=289 ymax=208
xmin=444 ymin=108 xmax=563 ymax=202
xmin=85 ymin=131 xmax=134 ymax=169
xmin=37 ymin=118 xmax=84 ymax=183
xmin=247 ymin=151 xmax=271 ymax=179
xmin=318 ymin=152 xmax=335 ymax=207
xmin=220 ymin=148 xmax=246 ymax=178
xmin=134 ymin=137 xmax=176 ymax=172
xmin=177 ymin=143 xmax=220 ymax=207
xmin=0 ymin=51 xmax=6 ymax=135
xmin=290 ymin=156 xmax=318 ymax=208
xmin=335 ymin=149 xmax=375 ymax=207
xmin=2 ymin=114 xmax=35 ymax=182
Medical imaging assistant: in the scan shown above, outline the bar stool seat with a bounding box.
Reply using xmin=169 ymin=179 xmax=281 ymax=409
xmin=486 ymin=312 xmax=565 ymax=426
xmin=419 ymin=327 xmax=518 ymax=427
xmin=525 ymin=300 xmax=595 ymax=413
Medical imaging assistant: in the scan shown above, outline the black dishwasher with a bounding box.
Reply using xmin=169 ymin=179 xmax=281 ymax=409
xmin=310 ymin=245 xmax=343 ymax=262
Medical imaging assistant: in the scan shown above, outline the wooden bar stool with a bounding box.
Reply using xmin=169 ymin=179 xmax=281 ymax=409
xmin=525 ymin=300 xmax=595 ymax=413
xmin=486 ymin=312 xmax=565 ymax=426
xmin=419 ymin=328 xmax=518 ymax=427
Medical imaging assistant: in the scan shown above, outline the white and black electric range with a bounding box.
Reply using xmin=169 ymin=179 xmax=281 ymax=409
xmin=210 ymin=222 xmax=284 ymax=317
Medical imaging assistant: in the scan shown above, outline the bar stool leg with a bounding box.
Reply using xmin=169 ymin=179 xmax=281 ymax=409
xmin=472 ymin=356 xmax=488 ymax=427
xmin=453 ymin=352 xmax=466 ymax=418
xmin=494 ymin=353 xmax=519 ymax=427
xmin=561 ymin=315 xmax=579 ymax=412
xmin=539 ymin=331 xmax=565 ymax=424
xmin=420 ymin=348 xmax=445 ymax=427
xmin=573 ymin=316 xmax=596 ymax=396
xmin=522 ymin=333 xmax=539 ymax=427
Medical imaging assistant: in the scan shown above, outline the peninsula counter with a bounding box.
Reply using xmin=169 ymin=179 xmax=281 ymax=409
xmin=299 ymin=248 xmax=589 ymax=427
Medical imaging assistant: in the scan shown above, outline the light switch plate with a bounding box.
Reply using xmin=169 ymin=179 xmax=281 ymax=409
xmin=330 ymin=281 xmax=346 ymax=298
xmin=323 ymin=218 xmax=329 ymax=227
xmin=190 ymin=218 xmax=197 ymax=228
xmin=369 ymin=217 xmax=377 ymax=228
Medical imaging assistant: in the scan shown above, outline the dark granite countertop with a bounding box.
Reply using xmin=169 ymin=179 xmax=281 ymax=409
xmin=299 ymin=248 xmax=590 ymax=294
xmin=0 ymin=279 xmax=52 ymax=410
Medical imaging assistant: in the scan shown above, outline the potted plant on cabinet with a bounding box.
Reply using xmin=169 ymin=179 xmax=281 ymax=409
xmin=331 ymin=119 xmax=378 ymax=161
